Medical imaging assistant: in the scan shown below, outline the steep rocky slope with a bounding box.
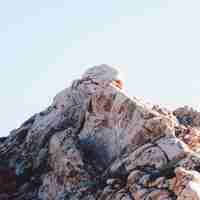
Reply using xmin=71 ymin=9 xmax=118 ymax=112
xmin=1 ymin=65 xmax=200 ymax=200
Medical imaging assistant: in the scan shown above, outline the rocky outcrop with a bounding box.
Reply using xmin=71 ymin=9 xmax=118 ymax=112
xmin=1 ymin=65 xmax=200 ymax=200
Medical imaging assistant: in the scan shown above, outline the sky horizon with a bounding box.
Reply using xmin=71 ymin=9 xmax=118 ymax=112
xmin=1 ymin=0 xmax=200 ymax=136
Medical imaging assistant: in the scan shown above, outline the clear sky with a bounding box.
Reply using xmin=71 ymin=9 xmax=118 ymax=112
xmin=0 ymin=0 xmax=200 ymax=136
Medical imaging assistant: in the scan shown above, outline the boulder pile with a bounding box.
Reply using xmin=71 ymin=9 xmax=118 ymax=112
xmin=1 ymin=65 xmax=200 ymax=200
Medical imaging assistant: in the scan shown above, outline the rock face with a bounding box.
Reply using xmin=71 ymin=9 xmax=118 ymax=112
xmin=1 ymin=64 xmax=200 ymax=200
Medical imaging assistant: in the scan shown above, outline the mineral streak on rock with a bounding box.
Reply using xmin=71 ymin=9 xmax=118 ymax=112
xmin=1 ymin=64 xmax=200 ymax=200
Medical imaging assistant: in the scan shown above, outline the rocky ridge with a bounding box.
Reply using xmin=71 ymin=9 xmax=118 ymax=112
xmin=1 ymin=65 xmax=200 ymax=200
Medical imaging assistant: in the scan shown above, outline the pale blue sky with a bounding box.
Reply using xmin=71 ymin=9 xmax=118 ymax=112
xmin=0 ymin=0 xmax=200 ymax=136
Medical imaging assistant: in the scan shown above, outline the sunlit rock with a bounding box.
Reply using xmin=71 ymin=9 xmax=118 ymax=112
xmin=1 ymin=65 xmax=200 ymax=199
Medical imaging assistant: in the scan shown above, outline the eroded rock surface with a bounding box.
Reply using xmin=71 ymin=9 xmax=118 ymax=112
xmin=1 ymin=65 xmax=200 ymax=200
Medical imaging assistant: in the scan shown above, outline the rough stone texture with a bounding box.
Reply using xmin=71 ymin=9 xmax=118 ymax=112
xmin=174 ymin=106 xmax=200 ymax=127
xmin=1 ymin=64 xmax=200 ymax=199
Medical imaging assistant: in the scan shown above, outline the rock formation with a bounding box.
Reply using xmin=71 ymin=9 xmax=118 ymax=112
xmin=1 ymin=64 xmax=200 ymax=200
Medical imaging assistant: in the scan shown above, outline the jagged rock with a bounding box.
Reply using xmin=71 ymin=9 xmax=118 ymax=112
xmin=1 ymin=64 xmax=200 ymax=199
xmin=170 ymin=167 xmax=200 ymax=199
xmin=177 ymin=181 xmax=200 ymax=200
xmin=174 ymin=106 xmax=200 ymax=127
xmin=175 ymin=126 xmax=200 ymax=151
